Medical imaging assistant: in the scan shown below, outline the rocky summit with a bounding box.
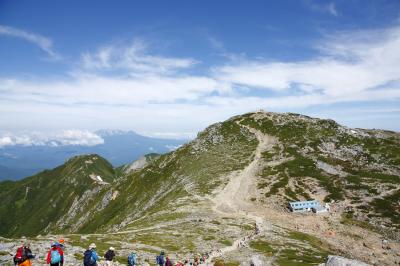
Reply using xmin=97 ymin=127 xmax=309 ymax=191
xmin=0 ymin=111 xmax=399 ymax=265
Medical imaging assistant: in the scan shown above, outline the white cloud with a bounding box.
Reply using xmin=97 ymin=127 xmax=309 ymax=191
xmin=0 ymin=136 xmax=14 ymax=147
xmin=0 ymin=74 xmax=221 ymax=105
xmin=0 ymin=130 xmax=104 ymax=148
xmin=0 ymin=25 xmax=60 ymax=59
xmin=213 ymin=25 xmax=400 ymax=99
xmin=0 ymin=25 xmax=400 ymax=135
xmin=81 ymin=39 xmax=196 ymax=74
xmin=55 ymin=130 xmax=104 ymax=146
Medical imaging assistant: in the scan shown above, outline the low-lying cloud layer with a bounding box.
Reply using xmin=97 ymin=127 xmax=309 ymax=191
xmin=0 ymin=130 xmax=104 ymax=148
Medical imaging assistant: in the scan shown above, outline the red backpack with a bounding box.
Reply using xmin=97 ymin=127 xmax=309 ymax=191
xmin=14 ymin=246 xmax=26 ymax=263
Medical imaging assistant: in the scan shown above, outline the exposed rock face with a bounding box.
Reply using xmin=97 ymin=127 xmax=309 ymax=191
xmin=122 ymin=154 xmax=160 ymax=174
xmin=250 ymin=255 xmax=264 ymax=266
xmin=322 ymin=255 xmax=371 ymax=266
xmin=123 ymin=156 xmax=149 ymax=173
xmin=316 ymin=161 xmax=347 ymax=177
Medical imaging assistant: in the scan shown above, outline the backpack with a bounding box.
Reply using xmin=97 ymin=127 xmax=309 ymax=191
xmin=51 ymin=249 xmax=61 ymax=264
xmin=83 ymin=250 xmax=93 ymax=266
xmin=14 ymin=247 xmax=26 ymax=263
xmin=156 ymin=255 xmax=164 ymax=265
xmin=128 ymin=253 xmax=137 ymax=265
xmin=104 ymin=250 xmax=114 ymax=261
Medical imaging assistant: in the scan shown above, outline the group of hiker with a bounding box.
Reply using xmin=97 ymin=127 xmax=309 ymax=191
xmin=11 ymin=219 xmax=262 ymax=265
xmin=12 ymin=226 xmax=263 ymax=266
xmin=84 ymin=247 xmax=207 ymax=266
xmin=13 ymin=240 xmax=128 ymax=266
xmin=13 ymin=240 xmax=208 ymax=266
xmin=13 ymin=240 xmax=66 ymax=266
xmin=156 ymin=250 xmax=210 ymax=266
xmin=83 ymin=243 xmax=139 ymax=266
xmin=83 ymin=243 xmax=132 ymax=266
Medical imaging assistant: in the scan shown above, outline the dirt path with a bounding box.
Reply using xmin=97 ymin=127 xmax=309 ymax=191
xmin=207 ymin=125 xmax=276 ymax=263
xmin=211 ymin=125 xmax=275 ymax=214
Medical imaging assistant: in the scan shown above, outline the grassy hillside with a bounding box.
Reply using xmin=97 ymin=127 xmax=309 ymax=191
xmin=0 ymin=154 xmax=116 ymax=237
xmin=77 ymin=119 xmax=258 ymax=233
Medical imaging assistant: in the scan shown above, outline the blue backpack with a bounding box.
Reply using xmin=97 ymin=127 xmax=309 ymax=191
xmin=83 ymin=250 xmax=93 ymax=266
xmin=156 ymin=255 xmax=165 ymax=265
xmin=51 ymin=249 xmax=61 ymax=264
xmin=128 ymin=253 xmax=137 ymax=265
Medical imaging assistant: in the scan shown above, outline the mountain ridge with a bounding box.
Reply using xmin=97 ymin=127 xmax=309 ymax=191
xmin=0 ymin=111 xmax=399 ymax=265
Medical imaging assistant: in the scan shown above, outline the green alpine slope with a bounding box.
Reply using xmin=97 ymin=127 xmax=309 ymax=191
xmin=0 ymin=154 xmax=116 ymax=237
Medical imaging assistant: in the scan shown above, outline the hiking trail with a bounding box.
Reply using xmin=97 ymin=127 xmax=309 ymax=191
xmin=206 ymin=124 xmax=276 ymax=263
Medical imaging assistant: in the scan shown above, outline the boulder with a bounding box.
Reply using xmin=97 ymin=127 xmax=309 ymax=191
xmin=323 ymin=255 xmax=370 ymax=266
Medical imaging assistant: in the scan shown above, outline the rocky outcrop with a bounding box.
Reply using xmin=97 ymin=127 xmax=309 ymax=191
xmin=321 ymin=255 xmax=371 ymax=266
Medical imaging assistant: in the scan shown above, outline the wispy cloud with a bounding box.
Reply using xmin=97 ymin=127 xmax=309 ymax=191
xmin=0 ymin=25 xmax=60 ymax=59
xmin=207 ymin=36 xmax=225 ymax=50
xmin=213 ymin=25 xmax=400 ymax=100
xmin=0 ymin=74 xmax=222 ymax=105
xmin=81 ymin=39 xmax=196 ymax=74
xmin=326 ymin=2 xmax=338 ymax=16
xmin=304 ymin=0 xmax=338 ymax=16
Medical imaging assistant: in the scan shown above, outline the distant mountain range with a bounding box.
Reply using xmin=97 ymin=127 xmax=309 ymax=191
xmin=0 ymin=130 xmax=187 ymax=180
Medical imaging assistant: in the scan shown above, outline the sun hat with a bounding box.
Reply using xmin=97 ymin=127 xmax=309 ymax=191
xmin=89 ymin=243 xmax=96 ymax=249
xmin=109 ymin=247 xmax=115 ymax=251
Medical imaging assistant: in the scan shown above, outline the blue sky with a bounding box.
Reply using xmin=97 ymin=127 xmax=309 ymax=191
xmin=0 ymin=0 xmax=400 ymax=144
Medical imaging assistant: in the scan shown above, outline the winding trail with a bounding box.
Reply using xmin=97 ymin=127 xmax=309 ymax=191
xmin=206 ymin=124 xmax=276 ymax=263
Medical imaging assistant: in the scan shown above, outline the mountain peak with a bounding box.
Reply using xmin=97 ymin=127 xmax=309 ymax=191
xmin=63 ymin=153 xmax=115 ymax=182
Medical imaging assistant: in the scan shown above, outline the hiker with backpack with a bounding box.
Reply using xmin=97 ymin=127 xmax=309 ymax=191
xmin=83 ymin=243 xmax=99 ymax=266
xmin=46 ymin=242 xmax=64 ymax=266
xmin=165 ymin=255 xmax=173 ymax=266
xmin=127 ymin=251 xmax=137 ymax=266
xmin=156 ymin=251 xmax=165 ymax=266
xmin=13 ymin=241 xmax=35 ymax=266
xmin=104 ymin=247 xmax=116 ymax=265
